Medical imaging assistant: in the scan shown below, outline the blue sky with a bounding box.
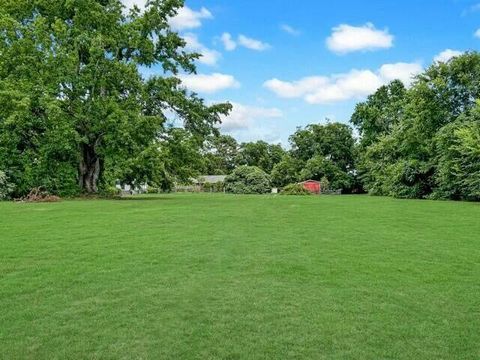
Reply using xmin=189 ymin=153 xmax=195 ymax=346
xmin=127 ymin=0 xmax=480 ymax=145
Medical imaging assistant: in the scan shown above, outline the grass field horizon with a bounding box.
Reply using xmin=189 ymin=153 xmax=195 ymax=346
xmin=1 ymin=194 xmax=479 ymax=359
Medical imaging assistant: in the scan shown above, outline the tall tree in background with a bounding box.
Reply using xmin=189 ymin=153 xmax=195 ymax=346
xmin=202 ymin=134 xmax=238 ymax=175
xmin=235 ymin=141 xmax=285 ymax=174
xmin=351 ymin=80 xmax=406 ymax=148
xmin=0 ymin=0 xmax=230 ymax=195
xmin=434 ymin=105 xmax=480 ymax=201
xmin=352 ymin=52 xmax=480 ymax=199
xmin=289 ymin=123 xmax=355 ymax=171
xmin=288 ymin=123 xmax=356 ymax=191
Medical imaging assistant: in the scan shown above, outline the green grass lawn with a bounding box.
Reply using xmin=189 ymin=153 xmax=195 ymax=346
xmin=1 ymin=194 xmax=479 ymax=359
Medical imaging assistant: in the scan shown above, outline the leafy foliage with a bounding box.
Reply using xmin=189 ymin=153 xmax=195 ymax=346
xmin=353 ymin=52 xmax=480 ymax=200
xmin=351 ymin=80 xmax=406 ymax=148
xmin=300 ymin=156 xmax=352 ymax=190
xmin=202 ymin=134 xmax=239 ymax=175
xmin=225 ymin=166 xmax=271 ymax=194
xmin=202 ymin=181 xmax=225 ymax=193
xmin=235 ymin=141 xmax=285 ymax=173
xmin=289 ymin=123 xmax=356 ymax=191
xmin=0 ymin=0 xmax=230 ymax=196
xmin=280 ymin=183 xmax=311 ymax=196
xmin=271 ymin=155 xmax=302 ymax=187
xmin=0 ymin=170 xmax=14 ymax=199
xmin=434 ymin=110 xmax=480 ymax=200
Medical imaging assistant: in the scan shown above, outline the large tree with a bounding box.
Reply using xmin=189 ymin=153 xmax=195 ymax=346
xmin=235 ymin=140 xmax=285 ymax=174
xmin=289 ymin=122 xmax=355 ymax=171
xmin=0 ymin=0 xmax=230 ymax=195
xmin=352 ymin=52 xmax=480 ymax=199
xmin=202 ymin=134 xmax=239 ymax=175
xmin=351 ymin=79 xmax=406 ymax=148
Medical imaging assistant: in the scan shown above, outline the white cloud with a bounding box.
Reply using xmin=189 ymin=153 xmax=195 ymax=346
xmin=179 ymin=73 xmax=240 ymax=93
xmin=168 ymin=6 xmax=212 ymax=31
xmin=220 ymin=33 xmax=237 ymax=51
xmin=433 ymin=49 xmax=463 ymax=63
xmin=220 ymin=102 xmax=283 ymax=131
xmin=263 ymin=77 xmax=329 ymax=99
xmin=475 ymin=29 xmax=480 ymax=38
xmin=281 ymin=24 xmax=301 ymax=36
xmin=121 ymin=2 xmax=213 ymax=30
xmin=217 ymin=34 xmax=270 ymax=52
xmin=326 ymin=23 xmax=394 ymax=54
xmin=304 ymin=70 xmax=383 ymax=104
xmin=183 ymin=33 xmax=220 ymax=66
xmin=238 ymin=35 xmax=270 ymax=51
xmin=379 ymin=62 xmax=423 ymax=85
xmin=264 ymin=62 xmax=422 ymax=104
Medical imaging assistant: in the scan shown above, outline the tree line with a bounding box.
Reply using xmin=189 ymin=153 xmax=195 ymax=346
xmin=0 ymin=1 xmax=479 ymax=200
xmin=156 ymin=53 xmax=480 ymax=200
xmin=352 ymin=53 xmax=480 ymax=200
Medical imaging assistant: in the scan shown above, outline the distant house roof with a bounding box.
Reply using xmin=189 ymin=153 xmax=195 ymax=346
xmin=198 ymin=175 xmax=227 ymax=184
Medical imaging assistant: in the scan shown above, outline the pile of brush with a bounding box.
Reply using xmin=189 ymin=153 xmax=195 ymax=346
xmin=19 ymin=187 xmax=61 ymax=202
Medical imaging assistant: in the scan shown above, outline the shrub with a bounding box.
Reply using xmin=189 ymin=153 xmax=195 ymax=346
xmin=147 ymin=186 xmax=161 ymax=194
xmin=101 ymin=186 xmax=122 ymax=198
xmin=203 ymin=181 xmax=225 ymax=193
xmin=0 ymin=170 xmax=14 ymax=200
xmin=280 ymin=183 xmax=312 ymax=195
xmin=225 ymin=166 xmax=271 ymax=194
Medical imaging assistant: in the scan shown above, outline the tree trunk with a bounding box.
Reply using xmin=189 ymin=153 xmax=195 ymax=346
xmin=79 ymin=143 xmax=101 ymax=193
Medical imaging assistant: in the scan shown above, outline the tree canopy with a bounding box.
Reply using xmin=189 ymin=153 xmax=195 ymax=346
xmin=352 ymin=52 xmax=480 ymax=200
xmin=0 ymin=0 xmax=230 ymax=196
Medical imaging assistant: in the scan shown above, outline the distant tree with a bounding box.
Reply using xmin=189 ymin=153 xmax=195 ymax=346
xmin=236 ymin=141 xmax=285 ymax=173
xmin=270 ymin=155 xmax=302 ymax=187
xmin=225 ymin=166 xmax=271 ymax=194
xmin=0 ymin=0 xmax=230 ymax=196
xmin=159 ymin=128 xmax=206 ymax=185
xmin=351 ymin=80 xmax=406 ymax=147
xmin=289 ymin=123 xmax=355 ymax=172
xmin=202 ymin=134 xmax=238 ymax=175
xmin=355 ymin=52 xmax=480 ymax=199
xmin=288 ymin=122 xmax=356 ymax=191
xmin=299 ymin=155 xmax=352 ymax=190
xmin=0 ymin=170 xmax=14 ymax=200
xmin=434 ymin=108 xmax=480 ymax=201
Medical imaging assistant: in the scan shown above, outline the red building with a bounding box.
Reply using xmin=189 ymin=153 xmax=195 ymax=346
xmin=300 ymin=180 xmax=321 ymax=194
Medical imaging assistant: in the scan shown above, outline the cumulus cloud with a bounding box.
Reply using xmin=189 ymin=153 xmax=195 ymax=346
xmin=280 ymin=24 xmax=301 ymax=36
xmin=326 ymin=23 xmax=394 ymax=54
xmin=168 ymin=6 xmax=212 ymax=31
xmin=220 ymin=102 xmax=283 ymax=131
xmin=263 ymin=77 xmax=330 ymax=99
xmin=238 ymin=34 xmax=271 ymax=51
xmin=264 ymin=62 xmax=422 ymax=104
xmin=304 ymin=70 xmax=383 ymax=104
xmin=121 ymin=1 xmax=212 ymax=29
xmin=218 ymin=33 xmax=270 ymax=51
xmin=220 ymin=33 xmax=237 ymax=51
xmin=433 ymin=49 xmax=464 ymax=63
xmin=378 ymin=62 xmax=423 ymax=85
xmin=121 ymin=2 xmax=212 ymax=30
xmin=475 ymin=29 xmax=480 ymax=38
xmin=179 ymin=73 xmax=240 ymax=93
xmin=183 ymin=33 xmax=221 ymax=66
